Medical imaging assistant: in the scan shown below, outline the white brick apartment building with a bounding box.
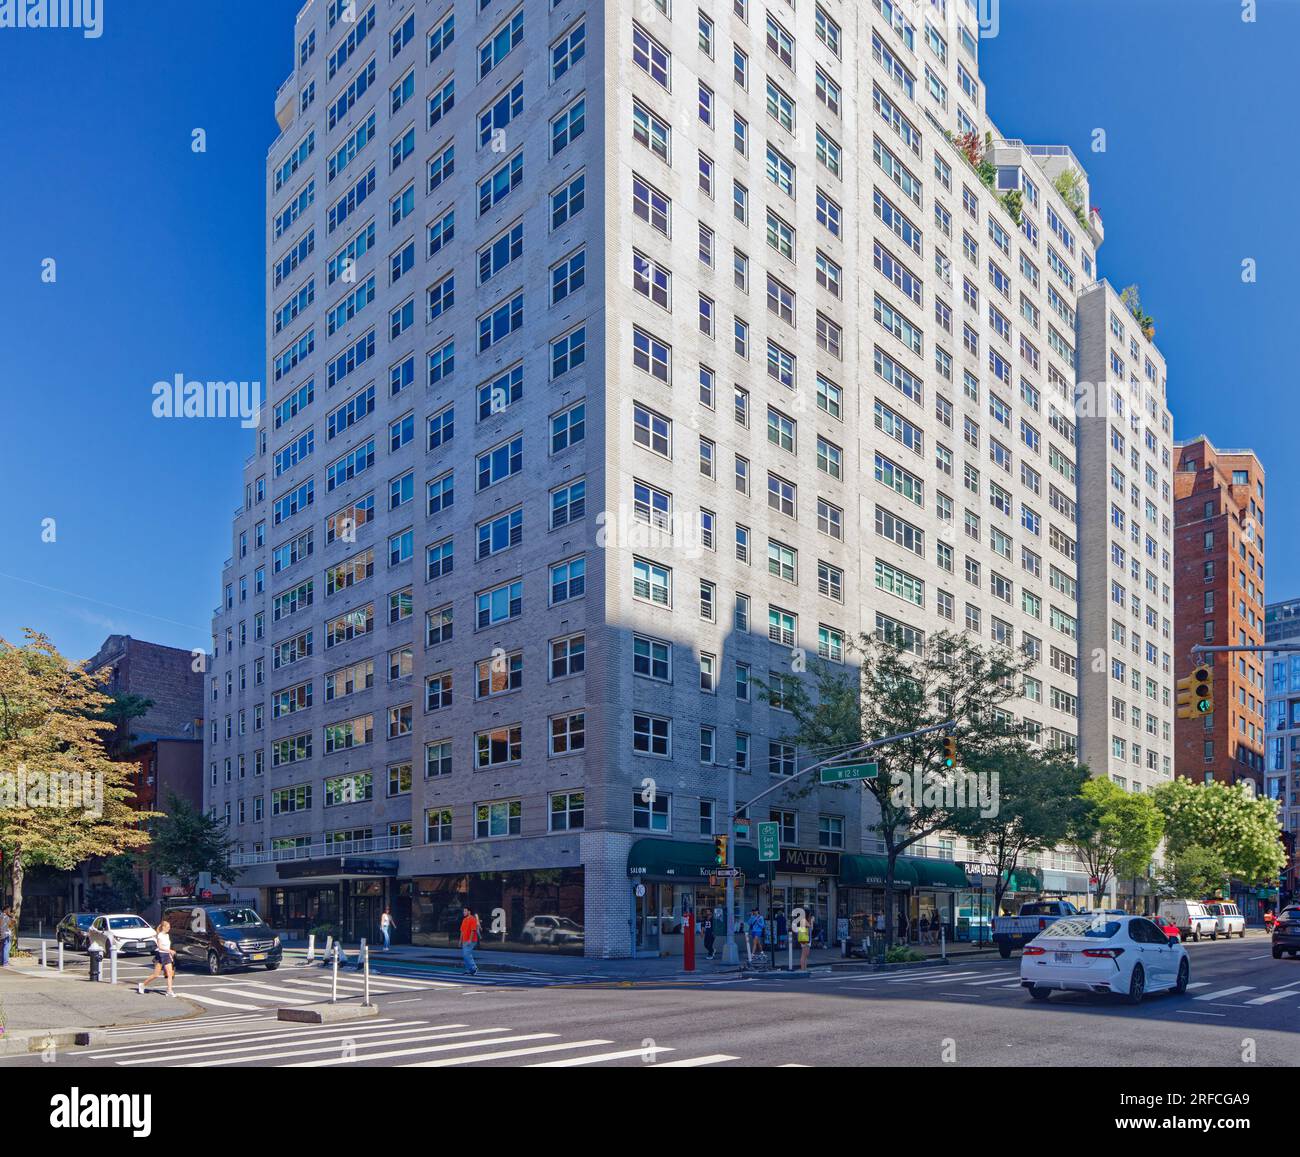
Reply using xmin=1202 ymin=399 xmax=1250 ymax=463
xmin=206 ymin=0 xmax=1174 ymax=955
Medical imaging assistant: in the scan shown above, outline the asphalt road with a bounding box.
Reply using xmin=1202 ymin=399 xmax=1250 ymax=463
xmin=2 ymin=934 xmax=1294 ymax=1068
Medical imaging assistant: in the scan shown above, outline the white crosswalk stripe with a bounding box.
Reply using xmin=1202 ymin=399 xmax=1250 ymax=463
xmin=1194 ymin=986 xmax=1254 ymax=1001
xmin=1243 ymin=991 xmax=1295 ymax=1005
xmin=85 ymin=1015 xmax=750 ymax=1069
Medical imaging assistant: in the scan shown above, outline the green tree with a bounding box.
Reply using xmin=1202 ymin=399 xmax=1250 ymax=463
xmin=1069 ymin=777 xmax=1164 ymax=906
xmin=777 ymin=630 xmax=1032 ymax=947
xmin=147 ymin=792 xmax=240 ymax=894
xmin=96 ymin=693 xmax=154 ymax=760
xmin=1154 ymin=844 xmax=1229 ymax=901
xmin=1153 ymin=777 xmax=1286 ymax=886
xmin=964 ymin=743 xmax=1091 ymax=917
xmin=0 ymin=631 xmax=158 ymax=926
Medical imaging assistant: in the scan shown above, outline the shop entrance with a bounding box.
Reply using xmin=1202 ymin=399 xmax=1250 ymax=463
xmin=634 ymin=883 xmax=673 ymax=953
xmin=771 ymin=879 xmax=830 ymax=947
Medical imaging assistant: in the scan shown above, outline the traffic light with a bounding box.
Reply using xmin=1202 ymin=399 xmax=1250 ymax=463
xmin=1177 ymin=665 xmax=1214 ymax=719
xmin=942 ymin=734 xmax=958 ymax=768
xmin=713 ymin=835 xmax=729 ymax=866
xmin=1192 ymin=665 xmax=1213 ymax=715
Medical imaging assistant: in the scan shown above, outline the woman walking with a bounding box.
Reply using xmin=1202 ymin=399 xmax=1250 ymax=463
xmin=137 ymin=919 xmax=176 ymax=998
xmin=379 ymin=907 xmax=396 ymax=951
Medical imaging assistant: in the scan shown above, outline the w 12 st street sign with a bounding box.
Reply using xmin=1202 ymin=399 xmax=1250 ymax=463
xmin=820 ymin=762 xmax=879 ymax=784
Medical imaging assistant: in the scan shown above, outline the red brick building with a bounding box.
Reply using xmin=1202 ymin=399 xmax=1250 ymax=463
xmin=1173 ymin=437 xmax=1267 ymax=789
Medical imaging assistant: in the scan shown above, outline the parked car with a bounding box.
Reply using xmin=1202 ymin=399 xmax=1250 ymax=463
xmin=162 ymin=904 xmax=282 ymax=975
xmin=519 ymin=916 xmax=585 ymax=946
xmin=1156 ymin=899 xmax=1220 ymax=942
xmin=87 ymin=914 xmax=158 ymax=957
xmin=1157 ymin=916 xmax=1182 ymax=942
xmin=55 ymin=912 xmax=98 ymax=951
xmin=1020 ymin=913 xmax=1189 ymax=1005
xmin=1204 ymin=901 xmax=1246 ymax=939
xmin=992 ymin=900 xmax=1085 ymax=958
xmin=1272 ymin=905 xmax=1300 ymax=960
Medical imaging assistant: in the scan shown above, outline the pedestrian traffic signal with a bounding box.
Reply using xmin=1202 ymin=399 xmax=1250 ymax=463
xmin=942 ymin=735 xmax=958 ymax=768
xmin=713 ymin=835 xmax=728 ymax=866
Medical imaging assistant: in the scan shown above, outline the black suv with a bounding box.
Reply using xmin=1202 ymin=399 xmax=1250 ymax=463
xmin=163 ymin=904 xmax=283 ymax=975
xmin=1272 ymin=906 xmax=1300 ymax=960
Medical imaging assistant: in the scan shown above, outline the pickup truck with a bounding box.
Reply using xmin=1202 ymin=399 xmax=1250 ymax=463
xmin=992 ymin=900 xmax=1085 ymax=958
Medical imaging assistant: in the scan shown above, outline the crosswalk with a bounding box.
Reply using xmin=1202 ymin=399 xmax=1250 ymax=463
xmin=81 ymin=1017 xmax=749 ymax=1069
xmin=810 ymin=966 xmax=1300 ymax=1007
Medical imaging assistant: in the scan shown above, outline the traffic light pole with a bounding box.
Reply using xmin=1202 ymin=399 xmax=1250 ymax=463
xmin=720 ymin=720 xmax=956 ymax=965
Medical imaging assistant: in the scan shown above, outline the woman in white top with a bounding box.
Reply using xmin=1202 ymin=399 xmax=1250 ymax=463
xmin=380 ymin=907 xmax=396 ymax=951
xmin=137 ymin=919 xmax=176 ymax=997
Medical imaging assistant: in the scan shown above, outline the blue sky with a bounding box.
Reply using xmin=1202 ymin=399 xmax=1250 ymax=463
xmin=0 ymin=0 xmax=1292 ymax=662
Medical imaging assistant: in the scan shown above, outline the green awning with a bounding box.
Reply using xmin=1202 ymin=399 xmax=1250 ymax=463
xmin=627 ymin=838 xmax=774 ymax=881
xmin=1002 ymin=869 xmax=1041 ymax=893
xmin=900 ymin=857 xmax=971 ymax=888
xmin=838 ymin=855 xmax=918 ymax=888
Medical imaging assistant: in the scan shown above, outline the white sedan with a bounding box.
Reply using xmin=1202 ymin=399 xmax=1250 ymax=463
xmin=87 ymin=914 xmax=158 ymax=957
xmin=1019 ymin=914 xmax=1189 ymax=1005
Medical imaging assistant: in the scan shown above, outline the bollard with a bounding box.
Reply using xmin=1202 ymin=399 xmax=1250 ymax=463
xmin=89 ymin=948 xmax=103 ymax=982
xmin=307 ymin=932 xmax=316 ymax=964
xmin=363 ymin=943 xmax=371 ymax=1007
xmin=940 ymin=923 xmax=946 ymax=961
xmin=110 ymin=944 xmax=119 ymax=985
xmin=41 ymin=940 xmax=48 ymax=969
xmin=331 ymin=944 xmax=339 ymax=1003
xmin=58 ymin=940 xmax=64 ymax=973
xmin=355 ymin=937 xmax=366 ymax=971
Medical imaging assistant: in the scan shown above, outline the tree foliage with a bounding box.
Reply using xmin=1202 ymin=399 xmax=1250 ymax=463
xmin=1069 ymin=777 xmax=1164 ymax=905
xmin=1153 ymin=777 xmax=1286 ymax=886
xmin=0 ymin=631 xmax=159 ymax=924
xmin=147 ymin=792 xmax=240 ymax=893
xmin=1154 ymin=844 xmax=1229 ymax=901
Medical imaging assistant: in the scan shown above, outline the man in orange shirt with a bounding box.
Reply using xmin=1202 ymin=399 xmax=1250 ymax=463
xmin=459 ymin=905 xmax=481 ymax=976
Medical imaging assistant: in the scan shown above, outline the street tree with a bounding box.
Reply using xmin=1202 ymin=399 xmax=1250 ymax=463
xmin=776 ymin=629 xmax=1032 ymax=947
xmin=147 ymin=792 xmax=240 ymax=895
xmin=1154 ymin=844 xmax=1229 ymax=901
xmin=1069 ymin=777 xmax=1164 ymax=907
xmin=1152 ymin=777 xmax=1286 ymax=887
xmin=963 ymin=743 xmax=1091 ymax=918
xmin=0 ymin=631 xmax=158 ymax=926
xmin=95 ymin=692 xmax=155 ymax=760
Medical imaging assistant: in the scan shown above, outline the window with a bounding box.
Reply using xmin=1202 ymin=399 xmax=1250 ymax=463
xmin=475 ymin=799 xmax=522 ymax=838
xmin=633 ymin=790 xmax=670 ymax=831
xmin=632 ymin=22 xmax=670 ymax=88
xmin=633 ymin=713 xmax=671 ymax=758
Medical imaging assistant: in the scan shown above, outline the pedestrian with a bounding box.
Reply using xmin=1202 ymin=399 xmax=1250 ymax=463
xmin=136 ymin=919 xmax=176 ymax=998
xmin=379 ymin=906 xmax=396 ymax=951
xmin=1264 ymin=908 xmax=1276 ymax=932
xmin=775 ymin=908 xmax=788 ymax=950
xmin=874 ymin=911 xmax=885 ymax=936
xmin=0 ymin=906 xmax=14 ymax=967
xmin=747 ymin=908 xmax=766 ymax=958
xmin=701 ymin=909 xmax=715 ymax=960
xmin=459 ymin=905 xmax=481 ymax=976
xmin=919 ymin=914 xmax=930 ymax=945
xmin=797 ymin=912 xmax=813 ymax=970
xmin=898 ymin=909 xmax=909 ymax=943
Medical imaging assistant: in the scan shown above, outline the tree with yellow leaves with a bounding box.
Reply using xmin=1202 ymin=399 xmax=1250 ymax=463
xmin=0 ymin=630 xmax=161 ymax=927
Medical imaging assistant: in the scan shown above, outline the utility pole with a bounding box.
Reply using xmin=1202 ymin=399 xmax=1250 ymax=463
xmin=720 ymin=720 xmax=956 ymax=965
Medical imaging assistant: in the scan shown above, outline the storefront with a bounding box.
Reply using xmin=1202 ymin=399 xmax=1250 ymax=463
xmin=268 ymin=856 xmax=406 ymax=944
xmin=409 ymin=866 xmax=584 ymax=954
xmin=1041 ymin=869 xmax=1098 ymax=911
xmin=901 ymin=857 xmax=969 ymax=943
xmin=771 ymin=848 xmax=839 ymax=946
xmin=627 ymin=838 xmax=774 ymax=956
xmin=837 ymin=854 xmax=917 ymax=940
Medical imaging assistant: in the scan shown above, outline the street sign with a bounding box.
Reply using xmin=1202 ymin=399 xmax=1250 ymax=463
xmin=820 ymin=761 xmax=878 ymax=784
xmin=734 ymin=822 xmax=750 ymax=837
xmin=757 ymin=821 xmax=780 ymax=862
xmin=712 ymin=868 xmax=743 ymax=879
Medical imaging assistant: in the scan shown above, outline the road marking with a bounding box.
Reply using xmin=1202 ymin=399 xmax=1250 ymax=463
xmin=1271 ymin=980 xmax=1300 ymax=990
xmin=176 ymin=991 xmax=262 ymax=1010
xmin=650 ymin=1054 xmax=739 ymax=1067
xmin=907 ymin=972 xmax=986 ymax=984
xmin=294 ymin=1031 xmax=554 ymax=1067
xmin=1243 ymin=991 xmax=1295 ymax=1005
xmin=387 ymin=998 xmax=422 ymax=1004
xmin=529 ymin=1047 xmax=675 ymax=1066
xmin=1194 ymin=986 xmax=1254 ymax=1001
xmin=1248 ymin=954 xmax=1275 ymax=960
xmin=213 ymin=987 xmax=316 ymax=1004
xmin=1178 ymin=1010 xmax=1226 ymax=1017
xmin=963 ymin=974 xmax=1023 ymax=986
xmin=88 ymin=1019 xmax=410 ymax=1059
xmin=1186 ymin=982 xmax=1211 ymax=990
xmin=405 ymin=1040 xmax=617 ymax=1067
xmin=184 ymin=1026 xmax=507 ymax=1068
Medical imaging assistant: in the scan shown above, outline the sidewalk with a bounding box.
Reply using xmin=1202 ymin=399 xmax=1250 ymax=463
xmin=279 ymin=933 xmax=1002 ymax=979
xmin=0 ymin=952 xmax=201 ymax=1056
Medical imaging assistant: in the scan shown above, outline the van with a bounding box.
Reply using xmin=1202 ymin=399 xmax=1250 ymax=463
xmin=1156 ymin=899 xmax=1219 ymax=942
xmin=162 ymin=904 xmax=283 ymax=975
xmin=1204 ymin=902 xmax=1246 ymax=939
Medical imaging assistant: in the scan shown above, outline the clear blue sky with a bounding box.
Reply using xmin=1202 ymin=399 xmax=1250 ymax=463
xmin=0 ymin=0 xmax=1293 ymax=662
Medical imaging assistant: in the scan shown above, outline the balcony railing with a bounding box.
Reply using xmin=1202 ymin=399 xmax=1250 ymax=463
xmin=231 ymin=832 xmax=413 ymax=868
